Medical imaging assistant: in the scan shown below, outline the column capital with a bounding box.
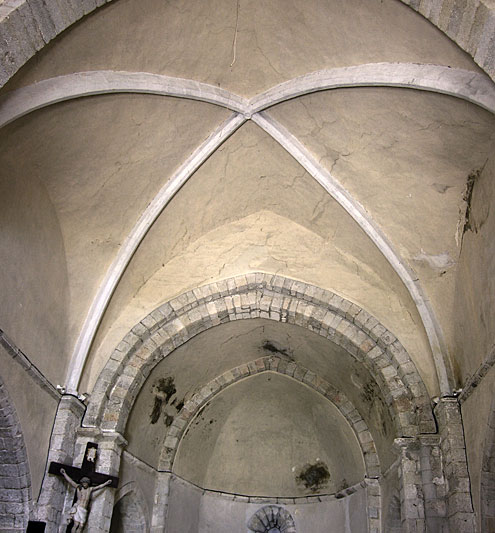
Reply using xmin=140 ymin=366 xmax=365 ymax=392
xmin=394 ymin=437 xmax=420 ymax=452
xmin=77 ymin=427 xmax=128 ymax=448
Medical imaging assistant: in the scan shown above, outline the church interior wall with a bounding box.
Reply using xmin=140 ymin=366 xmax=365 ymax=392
xmin=453 ymin=144 xmax=495 ymax=530
xmin=165 ymin=474 xmax=369 ymax=533
xmin=462 ymin=364 xmax=495 ymax=531
xmin=0 ymin=344 xmax=59 ymax=498
xmin=0 ymin=155 xmax=69 ymax=384
xmin=454 ymin=146 xmax=495 ymax=380
xmin=1 ymin=0 xmax=495 ymax=530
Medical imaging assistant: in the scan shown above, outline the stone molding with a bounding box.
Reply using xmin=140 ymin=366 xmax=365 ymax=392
xmin=0 ymin=374 xmax=31 ymax=532
xmin=2 ymin=65 xmax=494 ymax=130
xmin=166 ymin=471 xmax=368 ymax=505
xmin=1 ymin=0 xmax=494 ymax=90
xmin=158 ymin=356 xmax=380 ymax=478
xmin=458 ymin=343 xmax=495 ymax=403
xmin=0 ymin=328 xmax=60 ymax=400
xmin=83 ymin=273 xmax=435 ymax=438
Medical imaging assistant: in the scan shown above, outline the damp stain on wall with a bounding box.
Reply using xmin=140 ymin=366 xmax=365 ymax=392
xmin=296 ymin=461 xmax=330 ymax=492
xmin=262 ymin=341 xmax=293 ymax=359
xmin=149 ymin=376 xmax=177 ymax=424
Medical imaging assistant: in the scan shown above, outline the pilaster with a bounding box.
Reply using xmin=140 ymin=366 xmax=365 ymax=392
xmin=36 ymin=395 xmax=85 ymax=533
xmin=77 ymin=428 xmax=127 ymax=532
xmin=394 ymin=437 xmax=426 ymax=532
xmin=151 ymin=471 xmax=172 ymax=533
xmin=434 ymin=397 xmax=476 ymax=532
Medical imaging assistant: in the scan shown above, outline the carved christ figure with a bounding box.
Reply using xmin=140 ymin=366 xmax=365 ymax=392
xmin=60 ymin=468 xmax=112 ymax=532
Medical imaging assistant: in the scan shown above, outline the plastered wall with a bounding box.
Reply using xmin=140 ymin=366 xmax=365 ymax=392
xmin=0 ymin=162 xmax=69 ymax=384
xmin=166 ymin=475 xmax=368 ymax=533
xmin=454 ymin=143 xmax=495 ymax=527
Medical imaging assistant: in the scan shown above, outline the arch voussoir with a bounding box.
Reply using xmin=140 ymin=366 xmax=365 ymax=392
xmin=86 ymin=274 xmax=434 ymax=438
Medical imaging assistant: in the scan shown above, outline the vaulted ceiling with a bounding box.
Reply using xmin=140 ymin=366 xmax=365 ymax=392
xmin=2 ymin=0 xmax=495 ymax=397
xmin=1 ymin=0 xmax=495 ymax=500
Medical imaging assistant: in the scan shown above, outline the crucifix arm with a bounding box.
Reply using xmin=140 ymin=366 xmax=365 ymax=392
xmin=93 ymin=479 xmax=113 ymax=491
xmin=60 ymin=468 xmax=78 ymax=489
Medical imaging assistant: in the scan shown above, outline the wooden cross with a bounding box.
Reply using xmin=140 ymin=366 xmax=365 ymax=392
xmin=49 ymin=442 xmax=118 ymax=488
xmin=49 ymin=442 xmax=119 ymax=531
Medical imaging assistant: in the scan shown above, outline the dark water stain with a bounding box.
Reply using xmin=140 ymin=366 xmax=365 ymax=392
xmin=296 ymin=461 xmax=330 ymax=492
xmin=149 ymin=376 xmax=177 ymax=424
xmin=172 ymin=397 xmax=184 ymax=411
xmin=155 ymin=377 xmax=177 ymax=403
xmin=150 ymin=398 xmax=162 ymax=424
xmin=262 ymin=341 xmax=293 ymax=359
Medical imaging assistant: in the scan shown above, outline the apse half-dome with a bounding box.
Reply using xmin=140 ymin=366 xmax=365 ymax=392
xmin=174 ymin=372 xmax=365 ymax=496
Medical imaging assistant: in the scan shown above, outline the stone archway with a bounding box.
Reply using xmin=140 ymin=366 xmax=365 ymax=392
xmin=247 ymin=505 xmax=296 ymax=533
xmin=84 ymin=274 xmax=434 ymax=438
xmin=157 ymin=355 xmax=380 ymax=478
xmin=0 ymin=375 xmax=31 ymax=531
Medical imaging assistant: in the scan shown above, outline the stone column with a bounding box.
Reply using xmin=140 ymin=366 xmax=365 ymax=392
xmin=77 ymin=428 xmax=127 ymax=533
xmin=151 ymin=471 xmax=172 ymax=533
xmin=36 ymin=395 xmax=85 ymax=533
xmin=418 ymin=435 xmax=447 ymax=532
xmin=434 ymin=397 xmax=476 ymax=532
xmin=364 ymin=477 xmax=381 ymax=533
xmin=394 ymin=437 xmax=426 ymax=532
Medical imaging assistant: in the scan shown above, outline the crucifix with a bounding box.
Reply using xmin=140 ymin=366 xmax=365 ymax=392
xmin=49 ymin=442 xmax=118 ymax=532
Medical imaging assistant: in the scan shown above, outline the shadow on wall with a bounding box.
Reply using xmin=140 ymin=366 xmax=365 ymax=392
xmin=109 ymin=489 xmax=148 ymax=533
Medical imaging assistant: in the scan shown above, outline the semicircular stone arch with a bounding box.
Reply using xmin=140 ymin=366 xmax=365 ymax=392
xmin=157 ymin=356 xmax=380 ymax=477
xmin=247 ymin=505 xmax=296 ymax=533
xmin=84 ymin=273 xmax=435 ymax=439
xmin=0 ymin=375 xmax=31 ymax=531
xmin=1 ymin=0 xmax=494 ymax=89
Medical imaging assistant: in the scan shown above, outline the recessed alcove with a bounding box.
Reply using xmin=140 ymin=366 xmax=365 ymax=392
xmin=174 ymin=372 xmax=365 ymax=496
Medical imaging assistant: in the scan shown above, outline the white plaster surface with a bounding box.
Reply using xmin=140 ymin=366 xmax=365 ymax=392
xmin=174 ymin=373 xmax=365 ymax=496
xmin=3 ymin=0 xmax=480 ymax=97
xmin=166 ymin=475 xmax=368 ymax=533
xmin=0 ymin=94 xmax=229 ymax=372
xmin=454 ymin=146 xmax=495 ymax=378
xmin=0 ymin=159 xmax=69 ymax=383
xmin=462 ymin=364 xmax=495 ymax=530
xmin=84 ymin=122 xmax=437 ymax=395
xmin=270 ymin=87 xmax=495 ymax=362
